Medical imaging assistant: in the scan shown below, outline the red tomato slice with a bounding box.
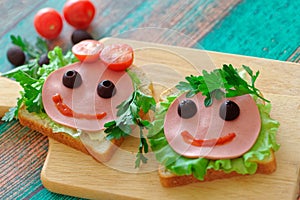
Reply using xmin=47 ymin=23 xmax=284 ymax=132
xmin=72 ymin=40 xmax=104 ymax=62
xmin=34 ymin=8 xmax=63 ymax=40
xmin=63 ymin=0 xmax=96 ymax=29
xmin=100 ymin=44 xmax=134 ymax=71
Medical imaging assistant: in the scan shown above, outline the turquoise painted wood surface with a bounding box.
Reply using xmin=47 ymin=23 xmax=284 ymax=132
xmin=199 ymin=0 xmax=300 ymax=61
xmin=0 ymin=0 xmax=299 ymax=199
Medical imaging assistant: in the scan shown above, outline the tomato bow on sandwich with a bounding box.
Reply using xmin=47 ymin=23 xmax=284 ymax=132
xmin=148 ymin=64 xmax=280 ymax=187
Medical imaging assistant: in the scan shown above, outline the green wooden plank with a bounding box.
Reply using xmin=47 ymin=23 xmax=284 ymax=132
xmin=0 ymin=0 xmax=66 ymax=73
xmin=199 ymin=0 xmax=300 ymax=61
xmin=0 ymin=0 xmax=43 ymax=37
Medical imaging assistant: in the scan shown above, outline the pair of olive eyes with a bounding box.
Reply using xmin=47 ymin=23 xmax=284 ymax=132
xmin=177 ymin=99 xmax=240 ymax=121
xmin=62 ymin=70 xmax=116 ymax=99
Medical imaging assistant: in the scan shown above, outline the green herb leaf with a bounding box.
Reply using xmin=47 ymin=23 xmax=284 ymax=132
xmin=2 ymin=107 xmax=18 ymax=122
xmin=104 ymin=73 xmax=156 ymax=167
xmin=11 ymin=35 xmax=48 ymax=58
xmin=176 ymin=64 xmax=269 ymax=106
xmin=135 ymin=127 xmax=149 ymax=168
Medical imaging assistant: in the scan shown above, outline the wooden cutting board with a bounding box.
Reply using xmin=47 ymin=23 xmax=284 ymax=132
xmin=2 ymin=38 xmax=299 ymax=199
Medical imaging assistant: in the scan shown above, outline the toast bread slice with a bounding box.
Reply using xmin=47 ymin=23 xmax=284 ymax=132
xmin=156 ymin=87 xmax=277 ymax=187
xmin=18 ymin=65 xmax=153 ymax=162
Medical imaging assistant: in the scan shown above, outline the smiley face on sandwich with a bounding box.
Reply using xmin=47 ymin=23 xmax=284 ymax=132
xmin=149 ymin=64 xmax=280 ymax=185
xmin=42 ymin=42 xmax=136 ymax=132
xmin=42 ymin=59 xmax=134 ymax=132
xmin=164 ymin=92 xmax=261 ymax=159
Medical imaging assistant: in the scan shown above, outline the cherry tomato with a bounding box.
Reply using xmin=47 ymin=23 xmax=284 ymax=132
xmin=72 ymin=40 xmax=104 ymax=62
xmin=34 ymin=8 xmax=63 ymax=39
xmin=63 ymin=0 xmax=96 ymax=29
xmin=100 ymin=44 xmax=134 ymax=71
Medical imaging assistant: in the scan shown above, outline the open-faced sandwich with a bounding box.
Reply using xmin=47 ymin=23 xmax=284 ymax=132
xmin=148 ymin=64 xmax=280 ymax=187
xmin=2 ymin=38 xmax=155 ymax=166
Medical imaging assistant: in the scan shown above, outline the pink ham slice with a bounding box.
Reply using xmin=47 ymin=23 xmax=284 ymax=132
xmin=164 ymin=93 xmax=261 ymax=159
xmin=42 ymin=60 xmax=134 ymax=132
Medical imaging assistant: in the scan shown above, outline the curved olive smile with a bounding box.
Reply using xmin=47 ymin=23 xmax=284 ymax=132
xmin=52 ymin=93 xmax=107 ymax=120
xmin=181 ymin=130 xmax=236 ymax=147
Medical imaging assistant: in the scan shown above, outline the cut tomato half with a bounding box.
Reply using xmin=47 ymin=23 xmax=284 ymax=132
xmin=72 ymin=40 xmax=104 ymax=62
xmin=100 ymin=44 xmax=134 ymax=71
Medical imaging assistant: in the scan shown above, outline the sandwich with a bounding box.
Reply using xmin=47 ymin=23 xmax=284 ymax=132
xmin=2 ymin=38 xmax=155 ymax=166
xmin=148 ymin=64 xmax=280 ymax=187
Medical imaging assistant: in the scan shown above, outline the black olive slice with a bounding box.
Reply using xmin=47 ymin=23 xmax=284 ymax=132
xmin=62 ymin=70 xmax=82 ymax=89
xmin=97 ymin=80 xmax=116 ymax=98
xmin=219 ymin=100 xmax=240 ymax=121
xmin=177 ymin=99 xmax=197 ymax=119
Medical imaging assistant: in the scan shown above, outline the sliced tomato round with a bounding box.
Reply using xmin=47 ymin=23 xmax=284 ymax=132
xmin=63 ymin=0 xmax=96 ymax=29
xmin=72 ymin=40 xmax=104 ymax=62
xmin=100 ymin=44 xmax=134 ymax=71
xmin=34 ymin=8 xmax=63 ymax=39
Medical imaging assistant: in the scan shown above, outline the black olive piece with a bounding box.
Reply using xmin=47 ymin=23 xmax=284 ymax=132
xmin=62 ymin=70 xmax=82 ymax=89
xmin=38 ymin=53 xmax=50 ymax=66
xmin=71 ymin=30 xmax=94 ymax=44
xmin=177 ymin=99 xmax=197 ymax=119
xmin=7 ymin=46 xmax=26 ymax=66
xmin=219 ymin=100 xmax=240 ymax=121
xmin=97 ymin=80 xmax=116 ymax=98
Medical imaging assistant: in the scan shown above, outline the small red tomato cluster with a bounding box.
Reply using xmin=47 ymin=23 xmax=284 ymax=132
xmin=34 ymin=0 xmax=95 ymax=40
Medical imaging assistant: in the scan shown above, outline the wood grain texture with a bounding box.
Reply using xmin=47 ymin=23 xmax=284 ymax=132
xmin=0 ymin=0 xmax=241 ymax=73
xmin=0 ymin=0 xmax=43 ymax=37
xmin=199 ymin=0 xmax=300 ymax=61
xmin=0 ymin=121 xmax=48 ymax=199
xmin=41 ymin=38 xmax=300 ymax=200
xmin=0 ymin=77 xmax=21 ymax=117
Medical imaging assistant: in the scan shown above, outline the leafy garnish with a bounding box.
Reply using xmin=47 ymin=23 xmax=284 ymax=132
xmin=2 ymin=46 xmax=77 ymax=121
xmin=104 ymin=73 xmax=156 ymax=168
xmin=176 ymin=64 xmax=269 ymax=106
xmin=11 ymin=35 xmax=48 ymax=58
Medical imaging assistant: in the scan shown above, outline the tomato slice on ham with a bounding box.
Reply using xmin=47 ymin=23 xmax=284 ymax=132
xmin=72 ymin=40 xmax=104 ymax=62
xmin=100 ymin=44 xmax=134 ymax=71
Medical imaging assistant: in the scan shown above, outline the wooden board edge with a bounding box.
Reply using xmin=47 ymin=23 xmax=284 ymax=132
xmin=41 ymin=138 xmax=140 ymax=200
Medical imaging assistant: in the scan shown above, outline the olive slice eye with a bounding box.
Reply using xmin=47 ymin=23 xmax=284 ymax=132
xmin=62 ymin=70 xmax=82 ymax=89
xmin=97 ymin=80 xmax=116 ymax=98
xmin=219 ymin=100 xmax=240 ymax=121
xmin=177 ymin=99 xmax=197 ymax=119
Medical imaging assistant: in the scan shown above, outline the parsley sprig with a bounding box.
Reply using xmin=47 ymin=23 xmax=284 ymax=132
xmin=104 ymin=72 xmax=156 ymax=168
xmin=176 ymin=64 xmax=269 ymax=106
xmin=11 ymin=35 xmax=48 ymax=58
xmin=2 ymin=36 xmax=77 ymax=121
